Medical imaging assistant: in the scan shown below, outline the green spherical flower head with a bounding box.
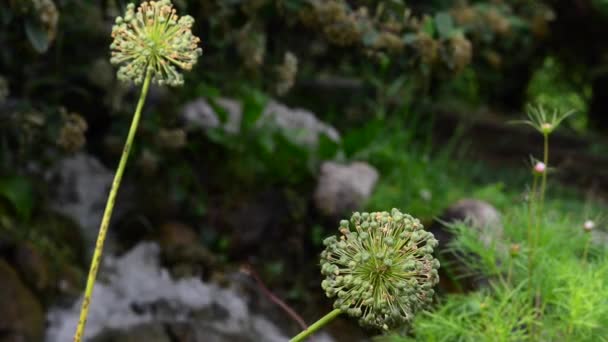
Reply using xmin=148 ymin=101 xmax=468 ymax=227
xmin=110 ymin=0 xmax=203 ymax=86
xmin=320 ymin=209 xmax=440 ymax=330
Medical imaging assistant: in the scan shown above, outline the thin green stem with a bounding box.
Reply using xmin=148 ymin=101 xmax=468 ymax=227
xmin=73 ymin=68 xmax=153 ymax=342
xmin=527 ymin=174 xmax=538 ymax=284
xmin=530 ymin=133 xmax=550 ymax=340
xmin=290 ymin=309 xmax=342 ymax=342
xmin=507 ymin=257 xmax=513 ymax=285
xmin=582 ymin=234 xmax=591 ymax=264
xmin=539 ymin=133 xmax=549 ymax=211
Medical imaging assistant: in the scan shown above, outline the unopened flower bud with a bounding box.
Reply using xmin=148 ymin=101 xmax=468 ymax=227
xmin=533 ymin=162 xmax=546 ymax=174
xmin=540 ymin=123 xmax=553 ymax=135
xmin=583 ymin=220 xmax=595 ymax=232
xmin=509 ymin=244 xmax=521 ymax=257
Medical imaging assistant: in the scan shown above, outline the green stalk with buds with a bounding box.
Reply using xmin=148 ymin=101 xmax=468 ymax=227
xmin=514 ymin=104 xmax=574 ymax=338
xmin=74 ymin=1 xmax=202 ymax=341
xmin=291 ymin=209 xmax=440 ymax=341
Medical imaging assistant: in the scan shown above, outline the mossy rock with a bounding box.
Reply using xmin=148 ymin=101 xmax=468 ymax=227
xmin=0 ymin=258 xmax=44 ymax=342
xmin=90 ymin=323 xmax=171 ymax=342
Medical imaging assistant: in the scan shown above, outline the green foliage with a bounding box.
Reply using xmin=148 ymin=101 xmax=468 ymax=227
xmin=0 ymin=176 xmax=34 ymax=220
xmin=380 ymin=283 xmax=536 ymax=342
xmin=349 ymin=113 xmax=473 ymax=218
xmin=200 ymin=89 xmax=339 ymax=186
xmin=380 ymin=196 xmax=608 ymax=341
xmin=527 ymin=57 xmax=590 ymax=132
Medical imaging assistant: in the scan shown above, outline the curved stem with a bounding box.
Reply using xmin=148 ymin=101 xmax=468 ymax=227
xmin=290 ymin=309 xmax=342 ymax=342
xmin=73 ymin=69 xmax=153 ymax=342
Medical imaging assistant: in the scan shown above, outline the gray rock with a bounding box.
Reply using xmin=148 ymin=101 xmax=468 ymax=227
xmin=180 ymin=98 xmax=340 ymax=147
xmin=90 ymin=323 xmax=171 ymax=342
xmin=314 ymin=161 xmax=379 ymax=217
xmin=181 ymin=98 xmax=242 ymax=134
xmin=437 ymin=199 xmax=503 ymax=248
xmin=46 ymin=153 xmax=127 ymax=255
xmin=430 ymin=199 xmax=504 ymax=291
xmin=45 ymin=243 xmax=293 ymax=342
xmin=259 ymin=100 xmax=340 ymax=147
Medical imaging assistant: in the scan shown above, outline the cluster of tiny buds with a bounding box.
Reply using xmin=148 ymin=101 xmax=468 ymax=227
xmin=320 ymin=209 xmax=440 ymax=330
xmin=110 ymin=0 xmax=202 ymax=86
xmin=57 ymin=111 xmax=88 ymax=153
xmin=583 ymin=220 xmax=595 ymax=233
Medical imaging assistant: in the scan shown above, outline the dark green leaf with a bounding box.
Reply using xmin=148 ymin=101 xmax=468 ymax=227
xmin=422 ymin=16 xmax=435 ymax=37
xmin=241 ymin=90 xmax=266 ymax=131
xmin=0 ymin=176 xmax=34 ymax=220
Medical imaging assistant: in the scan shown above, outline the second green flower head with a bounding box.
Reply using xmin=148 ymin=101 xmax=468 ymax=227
xmin=321 ymin=209 xmax=440 ymax=330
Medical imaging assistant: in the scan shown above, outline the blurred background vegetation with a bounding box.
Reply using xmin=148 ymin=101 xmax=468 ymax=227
xmin=2 ymin=0 xmax=608 ymax=341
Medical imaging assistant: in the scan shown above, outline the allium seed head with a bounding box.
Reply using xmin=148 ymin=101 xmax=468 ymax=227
xmin=110 ymin=0 xmax=202 ymax=86
xmin=320 ymin=209 xmax=440 ymax=330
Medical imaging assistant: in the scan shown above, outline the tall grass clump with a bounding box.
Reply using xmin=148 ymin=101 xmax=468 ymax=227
xmin=382 ymin=104 xmax=608 ymax=341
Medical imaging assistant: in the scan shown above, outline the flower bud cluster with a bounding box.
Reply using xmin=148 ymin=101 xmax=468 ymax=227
xmin=320 ymin=209 xmax=440 ymax=330
xmin=57 ymin=111 xmax=88 ymax=153
xmin=236 ymin=22 xmax=266 ymax=70
xmin=276 ymin=52 xmax=298 ymax=95
xmin=448 ymin=35 xmax=473 ymax=73
xmin=110 ymin=0 xmax=202 ymax=86
xmin=299 ymin=0 xmax=364 ymax=46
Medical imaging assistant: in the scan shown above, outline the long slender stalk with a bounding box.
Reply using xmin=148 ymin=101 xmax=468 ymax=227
xmin=582 ymin=234 xmax=591 ymax=263
xmin=527 ymin=174 xmax=538 ymax=283
xmin=73 ymin=68 xmax=153 ymax=342
xmin=290 ymin=309 xmax=342 ymax=342
xmin=533 ymin=134 xmax=549 ymax=292
xmin=531 ymin=133 xmax=550 ymax=340
xmin=507 ymin=257 xmax=513 ymax=285
xmin=539 ymin=134 xmax=549 ymax=210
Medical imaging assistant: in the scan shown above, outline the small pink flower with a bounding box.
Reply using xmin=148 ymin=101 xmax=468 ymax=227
xmin=533 ymin=162 xmax=546 ymax=174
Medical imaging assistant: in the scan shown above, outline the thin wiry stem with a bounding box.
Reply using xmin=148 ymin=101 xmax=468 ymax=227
xmin=73 ymin=68 xmax=153 ymax=342
xmin=241 ymin=265 xmax=308 ymax=332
